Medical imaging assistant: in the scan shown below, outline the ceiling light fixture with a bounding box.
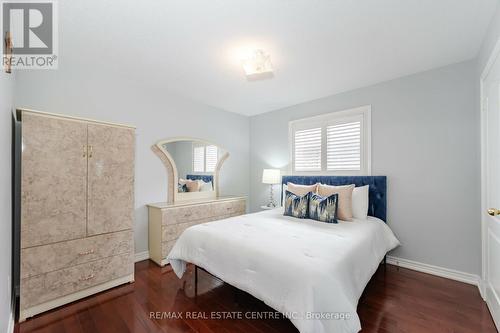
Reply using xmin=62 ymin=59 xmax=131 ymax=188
xmin=241 ymin=49 xmax=273 ymax=79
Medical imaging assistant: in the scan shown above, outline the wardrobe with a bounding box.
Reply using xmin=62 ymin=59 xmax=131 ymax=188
xmin=17 ymin=109 xmax=135 ymax=321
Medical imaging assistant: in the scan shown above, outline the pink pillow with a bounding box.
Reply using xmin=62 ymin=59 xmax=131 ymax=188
xmin=287 ymin=182 xmax=318 ymax=196
xmin=317 ymin=184 xmax=355 ymax=221
xmin=185 ymin=179 xmax=201 ymax=192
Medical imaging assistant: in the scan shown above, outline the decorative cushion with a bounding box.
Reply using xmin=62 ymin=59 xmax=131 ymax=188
xmin=284 ymin=190 xmax=310 ymax=219
xmin=185 ymin=179 xmax=201 ymax=192
xmin=317 ymin=184 xmax=355 ymax=221
xmin=287 ymin=182 xmax=318 ymax=196
xmin=352 ymin=185 xmax=369 ymax=219
xmin=309 ymin=193 xmax=339 ymax=223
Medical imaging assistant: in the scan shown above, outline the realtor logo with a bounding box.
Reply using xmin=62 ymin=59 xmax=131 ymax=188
xmin=1 ymin=0 xmax=58 ymax=69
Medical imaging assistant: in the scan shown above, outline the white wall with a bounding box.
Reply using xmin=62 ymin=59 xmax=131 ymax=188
xmin=0 ymin=71 xmax=15 ymax=333
xmin=14 ymin=70 xmax=250 ymax=255
xmin=250 ymin=60 xmax=481 ymax=275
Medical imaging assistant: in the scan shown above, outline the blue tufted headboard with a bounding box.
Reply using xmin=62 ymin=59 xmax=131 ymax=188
xmin=186 ymin=174 xmax=213 ymax=184
xmin=281 ymin=176 xmax=387 ymax=223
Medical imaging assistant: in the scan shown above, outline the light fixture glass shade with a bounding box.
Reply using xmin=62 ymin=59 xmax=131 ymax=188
xmin=242 ymin=49 xmax=273 ymax=77
xmin=262 ymin=169 xmax=281 ymax=184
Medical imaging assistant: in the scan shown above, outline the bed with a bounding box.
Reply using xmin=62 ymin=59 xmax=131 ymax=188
xmin=168 ymin=176 xmax=400 ymax=333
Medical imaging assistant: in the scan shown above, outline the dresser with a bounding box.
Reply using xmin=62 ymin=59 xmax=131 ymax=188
xmin=147 ymin=196 xmax=246 ymax=266
xmin=18 ymin=109 xmax=135 ymax=321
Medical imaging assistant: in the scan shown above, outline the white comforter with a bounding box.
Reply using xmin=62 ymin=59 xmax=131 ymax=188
xmin=168 ymin=208 xmax=400 ymax=333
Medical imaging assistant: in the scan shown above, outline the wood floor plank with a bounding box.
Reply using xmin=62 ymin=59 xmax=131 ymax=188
xmin=17 ymin=261 xmax=497 ymax=333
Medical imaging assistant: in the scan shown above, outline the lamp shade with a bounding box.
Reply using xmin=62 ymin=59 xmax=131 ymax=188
xmin=262 ymin=169 xmax=281 ymax=184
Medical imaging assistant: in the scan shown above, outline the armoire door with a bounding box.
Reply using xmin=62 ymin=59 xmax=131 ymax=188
xmin=21 ymin=113 xmax=88 ymax=248
xmin=87 ymin=123 xmax=135 ymax=235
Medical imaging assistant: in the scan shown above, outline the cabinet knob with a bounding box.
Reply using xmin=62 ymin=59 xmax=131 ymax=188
xmin=488 ymin=208 xmax=500 ymax=216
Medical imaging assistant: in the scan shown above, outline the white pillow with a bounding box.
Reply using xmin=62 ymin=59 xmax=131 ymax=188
xmin=281 ymin=184 xmax=288 ymax=206
xmin=352 ymin=185 xmax=369 ymax=219
xmin=199 ymin=180 xmax=213 ymax=192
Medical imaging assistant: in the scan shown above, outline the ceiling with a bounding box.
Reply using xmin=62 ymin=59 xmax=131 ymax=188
xmin=62 ymin=0 xmax=497 ymax=116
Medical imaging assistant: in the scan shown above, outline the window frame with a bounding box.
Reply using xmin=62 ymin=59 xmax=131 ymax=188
xmin=288 ymin=105 xmax=372 ymax=176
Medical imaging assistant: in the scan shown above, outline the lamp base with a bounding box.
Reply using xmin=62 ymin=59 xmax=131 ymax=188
xmin=265 ymin=184 xmax=277 ymax=208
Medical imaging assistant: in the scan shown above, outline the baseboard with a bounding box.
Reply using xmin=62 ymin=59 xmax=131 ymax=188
xmin=486 ymin=282 xmax=500 ymax=330
xmin=7 ymin=310 xmax=14 ymax=333
xmin=479 ymin=278 xmax=487 ymax=300
xmin=386 ymin=256 xmax=480 ymax=286
xmin=135 ymin=251 xmax=150 ymax=262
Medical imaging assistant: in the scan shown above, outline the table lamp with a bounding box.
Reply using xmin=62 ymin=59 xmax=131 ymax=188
xmin=262 ymin=169 xmax=281 ymax=208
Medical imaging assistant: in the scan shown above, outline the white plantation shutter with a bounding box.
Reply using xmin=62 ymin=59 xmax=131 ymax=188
xmin=327 ymin=121 xmax=361 ymax=171
xmin=290 ymin=106 xmax=371 ymax=175
xmin=193 ymin=146 xmax=205 ymax=172
xmin=294 ymin=127 xmax=322 ymax=171
xmin=205 ymin=145 xmax=218 ymax=172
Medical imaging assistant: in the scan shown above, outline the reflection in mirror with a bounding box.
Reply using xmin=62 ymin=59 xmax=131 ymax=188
xmin=161 ymin=140 xmax=226 ymax=193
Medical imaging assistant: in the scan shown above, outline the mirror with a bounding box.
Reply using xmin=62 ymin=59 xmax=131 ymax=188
xmin=152 ymin=138 xmax=229 ymax=203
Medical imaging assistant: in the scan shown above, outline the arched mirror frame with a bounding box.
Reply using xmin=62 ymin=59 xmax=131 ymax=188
xmin=152 ymin=137 xmax=229 ymax=203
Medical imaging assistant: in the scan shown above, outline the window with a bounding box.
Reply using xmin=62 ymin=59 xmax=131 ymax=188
xmin=193 ymin=146 xmax=205 ymax=172
xmin=294 ymin=127 xmax=322 ymax=172
xmin=193 ymin=144 xmax=218 ymax=173
xmin=289 ymin=106 xmax=371 ymax=175
xmin=205 ymin=145 xmax=218 ymax=172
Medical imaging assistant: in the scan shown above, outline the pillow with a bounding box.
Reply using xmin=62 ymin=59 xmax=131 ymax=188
xmin=352 ymin=185 xmax=369 ymax=219
xmin=317 ymin=184 xmax=355 ymax=221
xmin=287 ymin=182 xmax=318 ymax=196
xmin=284 ymin=190 xmax=310 ymax=219
xmin=281 ymin=184 xmax=288 ymax=206
xmin=309 ymin=193 xmax=339 ymax=223
xmin=178 ymin=183 xmax=188 ymax=192
xmin=199 ymin=180 xmax=213 ymax=192
xmin=185 ymin=179 xmax=201 ymax=192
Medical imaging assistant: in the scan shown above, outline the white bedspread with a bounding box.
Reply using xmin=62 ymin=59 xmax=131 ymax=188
xmin=168 ymin=208 xmax=400 ymax=333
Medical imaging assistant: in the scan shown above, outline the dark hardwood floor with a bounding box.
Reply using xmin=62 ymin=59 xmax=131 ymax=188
xmin=16 ymin=260 xmax=497 ymax=333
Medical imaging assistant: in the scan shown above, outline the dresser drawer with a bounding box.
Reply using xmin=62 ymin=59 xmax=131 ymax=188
xmin=162 ymin=221 xmax=198 ymax=242
xmin=21 ymin=252 xmax=134 ymax=309
xmin=214 ymin=200 xmax=246 ymax=216
xmin=162 ymin=203 xmax=216 ymax=225
xmin=21 ymin=230 xmax=133 ymax=279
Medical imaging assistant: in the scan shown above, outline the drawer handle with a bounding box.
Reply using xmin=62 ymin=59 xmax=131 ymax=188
xmin=78 ymin=249 xmax=95 ymax=256
xmin=79 ymin=273 xmax=95 ymax=281
xmin=184 ymin=213 xmax=192 ymax=217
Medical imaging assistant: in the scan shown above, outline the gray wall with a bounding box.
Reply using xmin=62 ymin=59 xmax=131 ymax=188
xmin=250 ymin=60 xmax=480 ymax=275
xmin=478 ymin=3 xmax=500 ymax=74
xmin=0 ymin=72 xmax=15 ymax=333
xmin=14 ymin=70 xmax=250 ymax=255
